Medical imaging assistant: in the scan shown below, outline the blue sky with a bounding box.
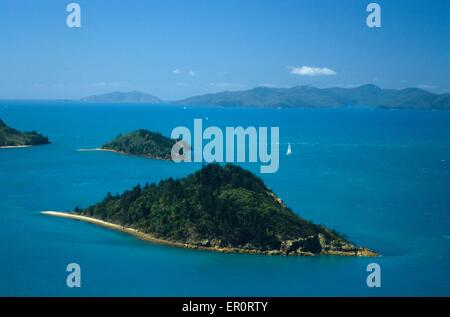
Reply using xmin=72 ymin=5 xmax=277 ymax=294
xmin=0 ymin=0 xmax=448 ymax=99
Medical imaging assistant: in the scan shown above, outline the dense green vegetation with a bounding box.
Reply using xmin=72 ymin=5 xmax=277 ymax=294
xmin=102 ymin=129 xmax=176 ymax=160
xmin=77 ymin=163 xmax=352 ymax=253
xmin=0 ymin=119 xmax=50 ymax=147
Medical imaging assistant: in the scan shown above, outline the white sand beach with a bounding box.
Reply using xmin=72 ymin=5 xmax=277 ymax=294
xmin=40 ymin=211 xmax=267 ymax=255
xmin=0 ymin=145 xmax=31 ymax=149
xmin=41 ymin=211 xmax=198 ymax=250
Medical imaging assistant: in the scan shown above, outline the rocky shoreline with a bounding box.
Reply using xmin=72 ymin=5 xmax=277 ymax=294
xmin=41 ymin=211 xmax=378 ymax=257
xmin=188 ymin=234 xmax=378 ymax=256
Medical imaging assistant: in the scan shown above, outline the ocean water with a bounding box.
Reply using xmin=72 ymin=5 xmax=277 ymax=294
xmin=0 ymin=101 xmax=449 ymax=296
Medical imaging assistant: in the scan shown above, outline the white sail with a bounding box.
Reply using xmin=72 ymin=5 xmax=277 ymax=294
xmin=286 ymin=143 xmax=292 ymax=155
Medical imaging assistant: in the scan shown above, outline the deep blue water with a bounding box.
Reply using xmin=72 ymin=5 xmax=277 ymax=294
xmin=1 ymin=101 xmax=449 ymax=296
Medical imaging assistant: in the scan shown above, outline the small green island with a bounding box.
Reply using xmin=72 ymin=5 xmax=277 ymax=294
xmin=0 ymin=119 xmax=50 ymax=147
xmin=44 ymin=164 xmax=377 ymax=256
xmin=101 ymin=129 xmax=176 ymax=160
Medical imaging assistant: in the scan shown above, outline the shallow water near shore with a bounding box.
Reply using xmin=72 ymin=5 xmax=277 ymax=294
xmin=1 ymin=101 xmax=449 ymax=296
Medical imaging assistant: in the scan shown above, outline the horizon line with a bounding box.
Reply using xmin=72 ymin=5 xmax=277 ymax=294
xmin=0 ymin=83 xmax=448 ymax=101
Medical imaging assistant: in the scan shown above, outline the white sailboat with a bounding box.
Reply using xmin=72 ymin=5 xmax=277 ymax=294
xmin=286 ymin=143 xmax=292 ymax=156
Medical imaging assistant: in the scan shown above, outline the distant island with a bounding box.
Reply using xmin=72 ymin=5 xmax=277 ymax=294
xmin=64 ymin=85 xmax=450 ymax=109
xmin=43 ymin=164 xmax=377 ymax=256
xmin=0 ymin=119 xmax=49 ymax=148
xmin=101 ymin=129 xmax=176 ymax=160
xmin=81 ymin=91 xmax=162 ymax=103
xmin=175 ymin=84 xmax=450 ymax=109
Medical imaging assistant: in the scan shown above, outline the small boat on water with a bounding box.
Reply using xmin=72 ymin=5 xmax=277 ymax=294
xmin=286 ymin=143 xmax=292 ymax=156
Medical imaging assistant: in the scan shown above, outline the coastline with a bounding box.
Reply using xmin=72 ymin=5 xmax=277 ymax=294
xmin=0 ymin=145 xmax=31 ymax=149
xmin=76 ymin=147 xmax=171 ymax=161
xmin=41 ymin=211 xmax=265 ymax=255
xmin=41 ymin=211 xmax=378 ymax=257
xmin=41 ymin=211 xmax=188 ymax=249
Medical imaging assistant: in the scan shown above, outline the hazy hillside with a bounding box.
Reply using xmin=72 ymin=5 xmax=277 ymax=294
xmin=81 ymin=91 xmax=162 ymax=103
xmin=175 ymin=84 xmax=450 ymax=109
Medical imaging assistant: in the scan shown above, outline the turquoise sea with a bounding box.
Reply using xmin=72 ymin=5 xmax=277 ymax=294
xmin=0 ymin=101 xmax=449 ymax=296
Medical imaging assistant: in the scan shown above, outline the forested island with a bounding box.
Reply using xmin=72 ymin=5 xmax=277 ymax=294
xmin=0 ymin=119 xmax=50 ymax=147
xmin=49 ymin=164 xmax=377 ymax=256
xmin=101 ymin=129 xmax=176 ymax=160
xmin=176 ymin=84 xmax=450 ymax=109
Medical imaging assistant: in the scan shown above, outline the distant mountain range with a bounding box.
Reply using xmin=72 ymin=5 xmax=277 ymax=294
xmin=79 ymin=85 xmax=450 ymax=109
xmin=81 ymin=91 xmax=161 ymax=103
xmin=175 ymin=84 xmax=450 ymax=109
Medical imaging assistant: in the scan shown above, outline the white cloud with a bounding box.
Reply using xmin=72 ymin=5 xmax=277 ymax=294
xmin=172 ymin=69 xmax=196 ymax=76
xmin=289 ymin=66 xmax=337 ymax=76
xmin=89 ymin=81 xmax=130 ymax=88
